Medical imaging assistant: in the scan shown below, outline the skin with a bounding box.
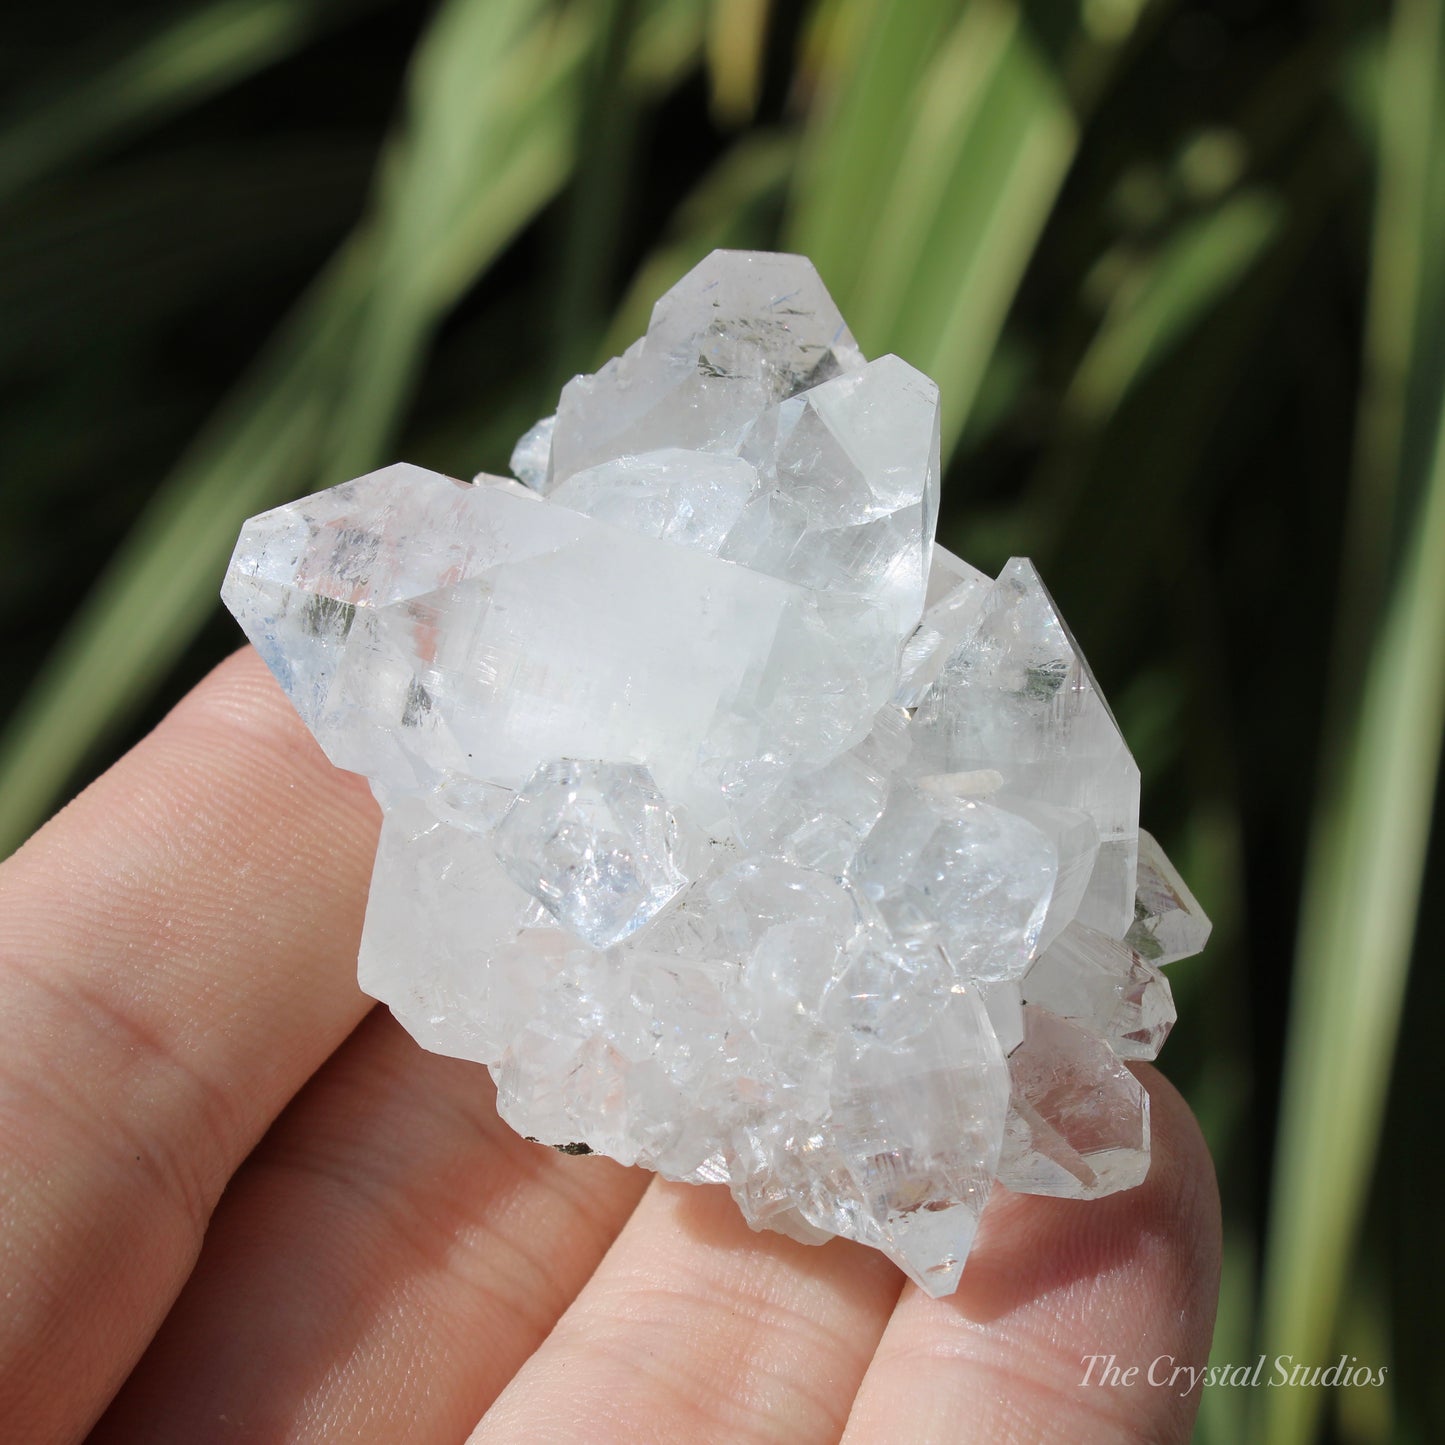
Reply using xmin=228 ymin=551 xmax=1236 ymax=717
xmin=0 ymin=649 xmax=1220 ymax=1444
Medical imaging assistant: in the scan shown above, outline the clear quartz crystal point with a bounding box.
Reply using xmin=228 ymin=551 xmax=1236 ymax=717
xmin=509 ymin=414 xmax=555 ymax=491
xmin=896 ymin=545 xmax=993 ymax=706
xmin=851 ymin=787 xmax=1050 ymax=982
xmin=725 ymin=354 xmax=941 ymax=634
xmin=221 ymin=248 xmax=1210 ymax=1297
xmin=357 ymin=798 xmax=559 ymax=1067
xmin=549 ymin=449 xmax=757 ymax=552
xmin=1022 ymin=923 xmax=1176 ymax=1061
xmin=913 ymin=558 xmax=1141 ymax=935
xmin=999 ymin=1005 xmax=1151 ymax=1198
xmin=492 ymin=760 xmax=700 ymax=948
xmin=1126 ymin=828 xmax=1213 ymax=964
xmin=538 ymin=250 xmax=866 ymax=491
xmin=727 ymin=982 xmax=1010 ymax=1298
xmin=221 ymin=461 xmax=894 ymax=832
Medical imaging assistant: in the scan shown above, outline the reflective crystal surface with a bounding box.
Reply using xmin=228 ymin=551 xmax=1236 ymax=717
xmin=1022 ymin=922 xmax=1176 ymax=1061
xmin=999 ymin=1005 xmax=1151 ymax=1198
xmin=913 ymin=558 xmax=1141 ymax=935
xmin=537 ymin=249 xmax=866 ymax=491
xmin=1127 ymin=828 xmax=1214 ymax=964
xmin=493 ymin=760 xmax=700 ymax=948
xmin=223 ymin=249 xmax=1210 ymax=1296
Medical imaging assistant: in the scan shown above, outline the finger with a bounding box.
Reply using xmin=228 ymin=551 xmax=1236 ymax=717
xmin=841 ymin=1066 xmax=1221 ymax=1445
xmin=469 ymin=1178 xmax=904 ymax=1445
xmin=0 ymin=649 xmax=379 ymax=1441
xmin=92 ymin=1009 xmax=650 ymax=1443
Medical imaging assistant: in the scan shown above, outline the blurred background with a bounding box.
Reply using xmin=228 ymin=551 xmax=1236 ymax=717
xmin=1 ymin=1 xmax=1440 ymax=1440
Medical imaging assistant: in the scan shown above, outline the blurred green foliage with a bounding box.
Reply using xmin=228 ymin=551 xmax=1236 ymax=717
xmin=1 ymin=2 xmax=1441 ymax=1440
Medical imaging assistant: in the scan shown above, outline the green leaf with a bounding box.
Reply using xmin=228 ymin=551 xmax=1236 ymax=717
xmin=845 ymin=0 xmax=1023 ymax=348
xmin=705 ymin=0 xmax=772 ymax=124
xmin=0 ymin=0 xmax=386 ymax=204
xmin=785 ymin=0 xmax=960 ymax=307
xmin=1258 ymin=5 xmax=1445 ymax=1442
xmin=891 ymin=22 xmax=1078 ymax=454
xmin=0 ymin=0 xmax=709 ymax=856
xmin=1066 ymin=188 xmax=1284 ymax=425
xmin=323 ymin=0 xmax=589 ymax=481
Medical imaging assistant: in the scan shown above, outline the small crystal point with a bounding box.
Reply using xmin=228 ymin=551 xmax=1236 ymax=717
xmin=837 ymin=990 xmax=1009 ymax=1296
xmin=1126 ymin=829 xmax=1213 ymax=964
xmin=850 ymin=785 xmax=1075 ymax=984
xmin=999 ymin=1005 xmax=1150 ymax=1198
xmin=222 ymin=460 xmax=891 ymax=831
xmin=729 ymin=354 xmax=941 ymax=633
xmin=896 ymin=546 xmax=993 ymax=706
xmin=356 ymin=797 xmax=553 ymax=1067
xmin=492 ymin=760 xmax=698 ymax=948
xmin=544 ymin=250 xmax=865 ymax=491
xmin=510 ymin=414 xmax=556 ymax=490
xmin=549 ymin=448 xmax=757 ymax=552
xmin=1023 ymin=922 xmax=1176 ymax=1061
xmin=913 ymin=557 xmax=1141 ymax=935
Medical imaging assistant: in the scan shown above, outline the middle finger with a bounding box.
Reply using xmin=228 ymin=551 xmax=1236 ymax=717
xmin=470 ymin=1175 xmax=905 ymax=1445
xmin=92 ymin=1009 xmax=650 ymax=1443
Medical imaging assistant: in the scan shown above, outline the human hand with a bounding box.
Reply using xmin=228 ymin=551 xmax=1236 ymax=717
xmin=0 ymin=649 xmax=1220 ymax=1443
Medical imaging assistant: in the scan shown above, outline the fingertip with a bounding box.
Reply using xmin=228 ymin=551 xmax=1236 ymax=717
xmin=1130 ymin=1063 xmax=1223 ymax=1336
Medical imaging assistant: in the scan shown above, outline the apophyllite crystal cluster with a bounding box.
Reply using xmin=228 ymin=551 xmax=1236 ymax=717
xmin=222 ymin=250 xmax=1209 ymax=1296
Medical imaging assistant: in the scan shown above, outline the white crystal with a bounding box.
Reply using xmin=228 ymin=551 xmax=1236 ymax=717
xmin=510 ymin=414 xmax=555 ymax=491
xmin=1023 ymin=922 xmax=1176 ymax=1061
xmin=896 ymin=545 xmax=992 ymax=706
xmin=357 ymin=798 xmax=565 ymax=1066
xmin=849 ymin=784 xmax=1093 ymax=984
xmin=492 ymin=760 xmax=699 ymax=948
xmin=999 ymin=1005 xmax=1150 ymax=1198
xmin=727 ymin=704 xmax=909 ymax=874
xmin=221 ymin=461 xmax=896 ymax=832
xmin=549 ymin=448 xmax=757 ymax=553
xmin=222 ymin=248 xmax=1209 ymax=1298
xmin=725 ymin=354 xmax=941 ymax=634
xmin=727 ymin=983 xmax=1009 ymax=1295
xmin=913 ymin=557 xmax=1141 ymax=934
xmin=979 ymin=978 xmax=1025 ymax=1056
xmin=538 ymin=250 xmax=866 ymax=491
xmin=1126 ymin=828 xmax=1213 ymax=964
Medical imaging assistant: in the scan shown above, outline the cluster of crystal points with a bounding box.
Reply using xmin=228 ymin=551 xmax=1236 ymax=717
xmin=221 ymin=251 xmax=1210 ymax=1296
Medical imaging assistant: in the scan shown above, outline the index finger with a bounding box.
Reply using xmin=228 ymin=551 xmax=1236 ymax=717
xmin=0 ymin=648 xmax=379 ymax=1441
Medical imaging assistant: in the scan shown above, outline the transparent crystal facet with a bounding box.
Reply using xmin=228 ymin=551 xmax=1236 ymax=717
xmin=896 ymin=545 xmax=993 ymax=706
xmin=538 ymin=250 xmax=866 ymax=491
xmin=850 ymin=785 xmax=1074 ymax=984
xmin=913 ymin=558 xmax=1141 ymax=935
xmin=1126 ymin=828 xmax=1213 ymax=964
xmin=1023 ymin=922 xmax=1176 ymax=1061
xmin=492 ymin=760 xmax=699 ymax=948
xmin=221 ymin=462 xmax=894 ymax=833
xmin=549 ymin=448 xmax=757 ymax=553
xmin=999 ymin=1005 xmax=1151 ymax=1198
